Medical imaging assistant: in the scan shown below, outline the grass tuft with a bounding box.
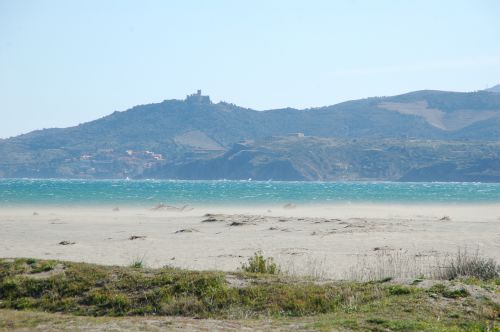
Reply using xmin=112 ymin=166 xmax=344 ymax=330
xmin=129 ymin=255 xmax=146 ymax=269
xmin=428 ymin=283 xmax=470 ymax=298
xmin=240 ymin=251 xmax=280 ymax=275
xmin=387 ymin=285 xmax=414 ymax=295
xmin=434 ymin=248 xmax=499 ymax=281
xmin=30 ymin=260 xmax=56 ymax=274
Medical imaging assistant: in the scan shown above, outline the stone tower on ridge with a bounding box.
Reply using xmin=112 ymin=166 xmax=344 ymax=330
xmin=185 ymin=90 xmax=211 ymax=104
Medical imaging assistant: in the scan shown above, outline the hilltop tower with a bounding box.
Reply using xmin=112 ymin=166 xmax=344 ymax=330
xmin=185 ymin=90 xmax=211 ymax=104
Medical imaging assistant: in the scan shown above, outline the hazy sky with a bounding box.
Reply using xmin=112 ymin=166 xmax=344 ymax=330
xmin=1 ymin=0 xmax=500 ymax=138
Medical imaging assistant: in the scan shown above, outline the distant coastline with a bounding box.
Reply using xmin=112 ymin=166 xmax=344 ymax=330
xmin=1 ymin=89 xmax=500 ymax=181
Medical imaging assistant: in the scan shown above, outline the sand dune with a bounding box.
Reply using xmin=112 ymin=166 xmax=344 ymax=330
xmin=1 ymin=204 xmax=499 ymax=279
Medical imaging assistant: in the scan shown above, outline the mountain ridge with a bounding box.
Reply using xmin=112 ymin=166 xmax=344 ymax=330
xmin=485 ymin=84 xmax=500 ymax=93
xmin=1 ymin=88 xmax=500 ymax=180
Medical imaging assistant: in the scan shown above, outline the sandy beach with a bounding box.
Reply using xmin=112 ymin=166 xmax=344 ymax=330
xmin=1 ymin=204 xmax=499 ymax=279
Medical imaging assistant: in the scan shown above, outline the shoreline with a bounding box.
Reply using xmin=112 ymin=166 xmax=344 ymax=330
xmin=2 ymin=202 xmax=500 ymax=219
xmin=2 ymin=200 xmax=500 ymax=207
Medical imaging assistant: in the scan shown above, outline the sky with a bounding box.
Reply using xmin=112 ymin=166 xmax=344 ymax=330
xmin=1 ymin=0 xmax=500 ymax=138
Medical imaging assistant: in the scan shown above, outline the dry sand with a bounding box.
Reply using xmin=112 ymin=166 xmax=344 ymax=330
xmin=1 ymin=204 xmax=499 ymax=279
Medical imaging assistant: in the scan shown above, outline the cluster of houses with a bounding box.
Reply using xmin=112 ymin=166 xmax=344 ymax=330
xmin=73 ymin=149 xmax=166 ymax=177
xmin=125 ymin=150 xmax=164 ymax=161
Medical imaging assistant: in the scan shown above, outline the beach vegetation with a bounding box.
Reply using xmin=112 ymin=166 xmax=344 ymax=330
xmin=129 ymin=254 xmax=147 ymax=269
xmin=387 ymin=285 xmax=414 ymax=295
xmin=434 ymin=248 xmax=499 ymax=281
xmin=345 ymin=249 xmax=432 ymax=281
xmin=30 ymin=260 xmax=56 ymax=274
xmin=0 ymin=258 xmax=498 ymax=330
xmin=129 ymin=260 xmax=144 ymax=269
xmin=428 ymin=283 xmax=470 ymax=299
xmin=240 ymin=251 xmax=280 ymax=275
xmin=346 ymin=248 xmax=499 ymax=284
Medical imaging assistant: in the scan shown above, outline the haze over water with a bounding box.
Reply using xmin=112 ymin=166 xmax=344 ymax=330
xmin=1 ymin=179 xmax=499 ymax=206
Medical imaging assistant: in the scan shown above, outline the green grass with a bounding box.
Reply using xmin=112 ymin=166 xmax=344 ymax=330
xmin=435 ymin=248 xmax=499 ymax=281
xmin=428 ymin=284 xmax=470 ymax=299
xmin=129 ymin=260 xmax=144 ymax=269
xmin=240 ymin=251 xmax=280 ymax=274
xmin=0 ymin=258 xmax=498 ymax=331
xmin=28 ymin=260 xmax=56 ymax=274
xmin=387 ymin=285 xmax=414 ymax=295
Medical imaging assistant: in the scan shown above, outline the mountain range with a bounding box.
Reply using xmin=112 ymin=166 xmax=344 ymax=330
xmin=1 ymin=88 xmax=500 ymax=181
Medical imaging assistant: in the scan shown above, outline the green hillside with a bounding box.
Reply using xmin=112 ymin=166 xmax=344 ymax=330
xmin=1 ymin=89 xmax=500 ymax=180
xmin=146 ymin=136 xmax=500 ymax=182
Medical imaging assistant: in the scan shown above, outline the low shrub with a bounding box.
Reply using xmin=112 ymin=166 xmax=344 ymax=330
xmin=30 ymin=260 xmax=56 ymax=274
xmin=435 ymin=249 xmax=499 ymax=281
xmin=387 ymin=285 xmax=413 ymax=295
xmin=129 ymin=256 xmax=146 ymax=269
xmin=241 ymin=251 xmax=280 ymax=275
xmin=428 ymin=284 xmax=469 ymax=299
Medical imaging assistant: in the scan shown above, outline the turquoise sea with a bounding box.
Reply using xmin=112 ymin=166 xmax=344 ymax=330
xmin=0 ymin=179 xmax=500 ymax=206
